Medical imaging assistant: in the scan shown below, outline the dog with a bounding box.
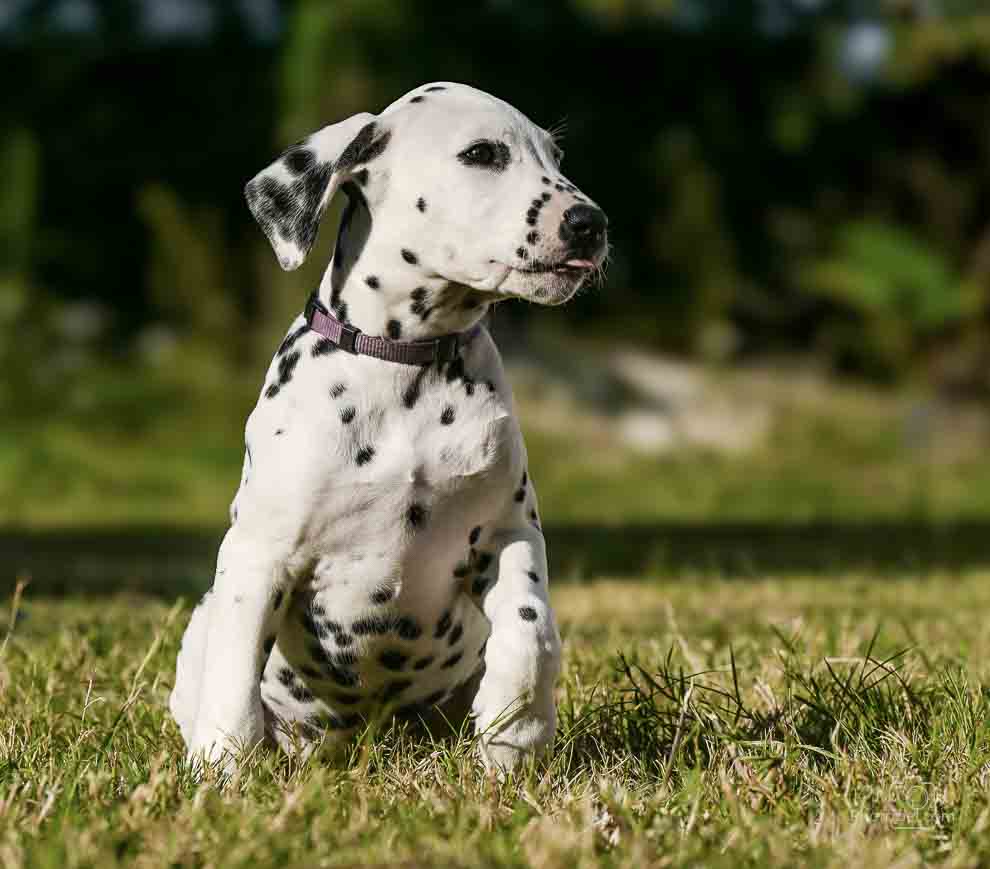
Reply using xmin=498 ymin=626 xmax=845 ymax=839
xmin=170 ymin=82 xmax=608 ymax=776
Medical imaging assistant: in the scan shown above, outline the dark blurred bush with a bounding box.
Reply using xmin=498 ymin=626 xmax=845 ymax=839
xmin=2 ymin=0 xmax=990 ymax=417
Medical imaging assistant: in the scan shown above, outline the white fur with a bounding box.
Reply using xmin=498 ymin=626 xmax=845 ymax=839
xmin=171 ymin=83 xmax=606 ymax=777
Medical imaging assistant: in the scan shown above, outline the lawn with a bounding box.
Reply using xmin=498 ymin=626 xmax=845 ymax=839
xmin=2 ymin=572 xmax=989 ymax=868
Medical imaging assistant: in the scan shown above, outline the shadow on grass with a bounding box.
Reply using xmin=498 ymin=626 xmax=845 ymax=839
xmin=2 ymin=520 xmax=990 ymax=598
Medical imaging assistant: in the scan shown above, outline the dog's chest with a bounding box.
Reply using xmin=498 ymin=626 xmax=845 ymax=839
xmin=245 ymin=323 xmax=523 ymax=720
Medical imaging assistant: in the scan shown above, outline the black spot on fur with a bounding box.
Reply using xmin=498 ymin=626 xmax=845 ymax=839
xmin=442 ymin=652 xmax=463 ymax=669
xmin=527 ymin=570 xmax=541 ymax=583
xmin=453 ymin=563 xmax=470 ymax=579
xmin=402 ymin=366 xmax=429 ymax=409
xmin=521 ymin=471 xmax=528 ymax=487
xmin=328 ymin=666 xmax=360 ymax=688
xmin=514 ymin=488 xmax=525 ymax=502
xmin=383 ymin=679 xmax=412 ymax=702
xmin=263 ymin=635 xmax=276 ymax=656
xmin=338 ymin=122 xmax=391 ymax=169
xmin=290 ymin=682 xmax=314 ymax=703
xmin=335 ymin=633 xmax=353 ymax=647
xmin=476 ymin=552 xmax=493 ymax=573
xmin=277 ymin=667 xmax=294 ymax=686
xmin=434 ymin=611 xmax=452 ymax=639
xmin=330 ymin=382 xmax=346 ymax=398
xmin=278 ymin=324 xmax=309 ymax=356
xmin=519 ymin=606 xmax=538 ymax=622
xmin=526 ymin=230 xmax=540 ymax=245
xmin=274 ymin=428 xmax=284 ymax=436
xmin=312 ymin=338 xmax=338 ymax=357
xmin=527 ymin=208 xmax=539 ymax=220
xmin=365 ymin=275 xmax=380 ymax=290
xmin=542 ymin=191 xmax=552 ymax=202
xmin=409 ymin=95 xmax=425 ymax=103
xmin=407 ymin=502 xmax=428 ymax=529
xmin=472 ymin=576 xmax=490 ymax=595
xmin=416 ymin=197 xmax=427 ymax=212
xmin=448 ymin=623 xmax=463 ymax=646
xmin=401 ymin=249 xmax=418 ymax=265
xmin=445 ymin=357 xmax=465 ymax=384
xmin=354 ymin=168 xmax=369 ymax=187
xmin=352 ymin=615 xmax=394 ymax=636
xmin=340 ymin=406 xmax=356 ymax=424
xmin=334 ymin=651 xmax=358 ymax=668
xmin=284 ymin=148 xmax=316 ymax=175
xmin=264 ymin=349 xmax=301 ymax=399
xmin=387 ymin=319 xmax=402 ymax=340
xmin=396 ymin=617 xmax=422 ymax=640
xmin=273 ymin=589 xmax=284 ymax=611
xmin=371 ymin=586 xmax=394 ymax=605
xmin=413 ymin=656 xmax=434 ymax=670
xmin=516 ymin=247 xmax=528 ymax=260
xmin=469 ymin=526 xmax=481 ymax=545
xmin=356 ymin=446 xmax=375 ymax=466
xmin=440 ymin=405 xmax=455 ymax=425
xmin=425 ymin=85 xmax=447 ymax=92
xmin=379 ymin=649 xmax=408 ymax=671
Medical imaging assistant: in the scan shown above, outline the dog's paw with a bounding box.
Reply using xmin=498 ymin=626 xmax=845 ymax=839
xmin=477 ymin=736 xmax=530 ymax=779
xmin=187 ymin=722 xmax=264 ymax=782
xmin=472 ymin=684 xmax=556 ymax=779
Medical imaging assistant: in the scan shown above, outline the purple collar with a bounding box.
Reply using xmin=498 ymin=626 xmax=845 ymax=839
xmin=305 ymin=295 xmax=478 ymax=366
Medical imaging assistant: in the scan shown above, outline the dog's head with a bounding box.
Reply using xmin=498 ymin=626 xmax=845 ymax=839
xmin=245 ymin=83 xmax=608 ymax=307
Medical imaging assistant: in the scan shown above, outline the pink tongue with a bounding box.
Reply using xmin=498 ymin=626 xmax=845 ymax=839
xmin=563 ymin=259 xmax=595 ymax=269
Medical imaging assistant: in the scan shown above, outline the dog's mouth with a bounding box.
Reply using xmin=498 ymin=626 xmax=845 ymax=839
xmin=517 ymin=257 xmax=598 ymax=276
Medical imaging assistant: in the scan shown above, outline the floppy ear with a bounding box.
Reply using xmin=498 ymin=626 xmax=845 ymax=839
xmin=245 ymin=112 xmax=391 ymax=270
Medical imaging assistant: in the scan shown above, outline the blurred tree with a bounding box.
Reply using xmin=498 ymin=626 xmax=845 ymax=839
xmin=0 ymin=0 xmax=988 ymax=391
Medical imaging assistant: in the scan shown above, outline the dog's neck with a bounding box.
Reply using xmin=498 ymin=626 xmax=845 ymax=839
xmin=315 ymin=186 xmax=491 ymax=342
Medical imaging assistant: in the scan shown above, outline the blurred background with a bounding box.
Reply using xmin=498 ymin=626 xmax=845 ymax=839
xmin=2 ymin=0 xmax=990 ymax=588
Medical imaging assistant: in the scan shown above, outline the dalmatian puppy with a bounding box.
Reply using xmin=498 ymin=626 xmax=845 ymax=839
xmin=170 ymin=82 xmax=608 ymax=776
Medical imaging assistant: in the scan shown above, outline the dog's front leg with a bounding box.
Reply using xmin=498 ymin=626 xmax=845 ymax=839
xmin=472 ymin=523 xmax=561 ymax=776
xmin=188 ymin=527 xmax=287 ymax=773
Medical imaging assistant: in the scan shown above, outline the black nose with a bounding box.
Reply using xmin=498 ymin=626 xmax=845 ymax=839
xmin=559 ymin=204 xmax=608 ymax=247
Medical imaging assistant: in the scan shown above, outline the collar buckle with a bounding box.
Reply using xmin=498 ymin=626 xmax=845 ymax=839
xmin=337 ymin=322 xmax=360 ymax=354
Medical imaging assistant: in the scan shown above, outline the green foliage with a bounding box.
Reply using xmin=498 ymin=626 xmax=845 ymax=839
xmin=802 ymin=220 xmax=981 ymax=376
xmin=4 ymin=1 xmax=990 ymax=384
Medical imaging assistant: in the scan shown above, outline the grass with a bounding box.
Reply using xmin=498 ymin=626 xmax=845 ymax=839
xmin=2 ymin=572 xmax=990 ymax=867
xmin=3 ymin=328 xmax=990 ymax=528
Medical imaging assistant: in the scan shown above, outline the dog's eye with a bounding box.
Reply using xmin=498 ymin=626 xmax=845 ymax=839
xmin=458 ymin=140 xmax=510 ymax=171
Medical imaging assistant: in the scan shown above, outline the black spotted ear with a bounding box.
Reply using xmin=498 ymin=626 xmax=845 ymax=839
xmin=244 ymin=112 xmax=391 ymax=271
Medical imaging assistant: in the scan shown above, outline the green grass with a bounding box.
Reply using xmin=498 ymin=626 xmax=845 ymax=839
xmin=4 ymin=356 xmax=990 ymax=528
xmin=2 ymin=573 xmax=990 ymax=867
